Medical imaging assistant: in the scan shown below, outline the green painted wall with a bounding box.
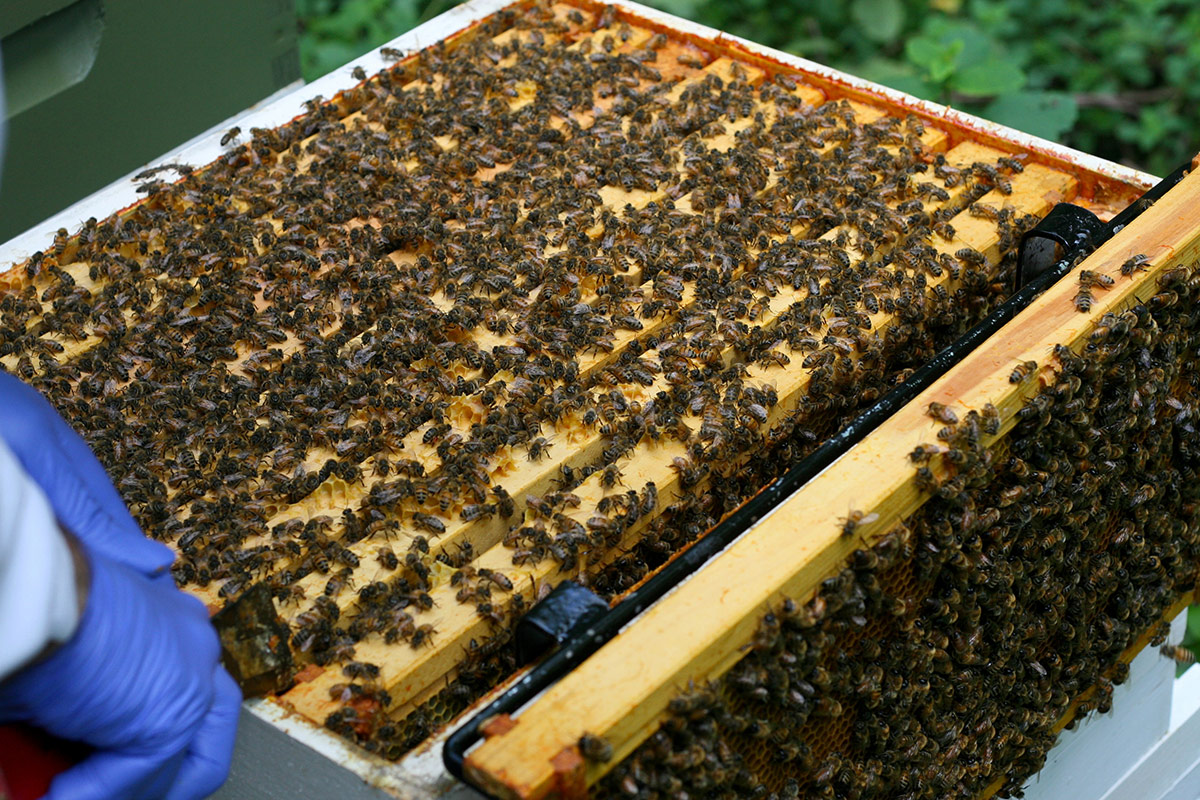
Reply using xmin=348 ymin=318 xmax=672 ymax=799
xmin=1 ymin=0 xmax=299 ymax=241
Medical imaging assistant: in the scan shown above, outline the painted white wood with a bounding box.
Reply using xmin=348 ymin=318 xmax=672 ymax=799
xmin=1161 ymin=753 xmax=1200 ymax=800
xmin=1022 ymin=611 xmax=1196 ymax=800
xmin=1102 ymin=696 xmax=1200 ymax=800
xmin=213 ymin=697 xmax=489 ymax=799
xmin=1096 ymin=614 xmax=1200 ymax=800
xmin=1171 ymin=647 xmax=1200 ymax=731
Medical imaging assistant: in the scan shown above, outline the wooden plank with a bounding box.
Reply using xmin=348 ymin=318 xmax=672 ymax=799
xmin=270 ymin=120 xmax=963 ymax=609
xmin=4 ymin=50 xmax=916 ymax=617
xmin=191 ymin=71 xmax=839 ymax=600
xmin=460 ymin=162 xmax=1200 ymax=798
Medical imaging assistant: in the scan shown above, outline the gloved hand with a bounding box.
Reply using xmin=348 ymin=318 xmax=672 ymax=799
xmin=0 ymin=545 xmax=241 ymax=800
xmin=0 ymin=373 xmax=174 ymax=580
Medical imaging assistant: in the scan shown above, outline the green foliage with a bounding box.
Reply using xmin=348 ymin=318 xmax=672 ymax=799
xmin=296 ymin=0 xmax=436 ymax=80
xmin=1179 ymin=604 xmax=1200 ymax=677
xmin=296 ymin=0 xmax=1199 ymax=174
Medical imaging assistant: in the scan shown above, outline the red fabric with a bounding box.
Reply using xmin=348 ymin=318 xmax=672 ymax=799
xmin=0 ymin=725 xmax=83 ymax=800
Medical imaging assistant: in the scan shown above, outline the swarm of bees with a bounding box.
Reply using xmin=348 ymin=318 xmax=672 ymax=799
xmin=0 ymin=0 xmax=1077 ymax=765
xmin=603 ymin=264 xmax=1200 ymax=799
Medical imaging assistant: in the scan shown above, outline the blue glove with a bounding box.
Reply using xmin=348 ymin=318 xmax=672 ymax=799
xmin=0 ymin=546 xmax=241 ymax=800
xmin=0 ymin=373 xmax=174 ymax=580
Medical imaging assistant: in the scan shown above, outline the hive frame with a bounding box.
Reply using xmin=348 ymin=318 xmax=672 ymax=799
xmin=463 ymin=164 xmax=1200 ymax=796
xmin=0 ymin=0 xmax=1160 ymax=797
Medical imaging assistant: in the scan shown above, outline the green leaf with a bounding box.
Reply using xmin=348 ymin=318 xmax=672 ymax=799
xmin=922 ymin=18 xmax=993 ymax=70
xmin=983 ymin=90 xmax=1078 ymax=141
xmin=1185 ymin=604 xmax=1200 ymax=645
xmin=951 ymin=59 xmax=1026 ymax=96
xmin=853 ymin=57 xmax=940 ymax=101
xmin=850 ymin=0 xmax=906 ymax=44
xmin=1135 ymin=103 xmax=1172 ymax=151
xmin=1180 ymin=605 xmax=1200 ymax=676
xmin=905 ymin=37 xmax=942 ymax=69
xmin=906 ymin=36 xmax=962 ymax=83
xmin=648 ymin=0 xmax=703 ymax=19
xmin=785 ymin=36 xmax=838 ymax=57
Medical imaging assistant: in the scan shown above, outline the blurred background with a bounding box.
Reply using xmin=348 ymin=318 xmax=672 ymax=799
xmin=298 ymin=0 xmax=1200 ymax=178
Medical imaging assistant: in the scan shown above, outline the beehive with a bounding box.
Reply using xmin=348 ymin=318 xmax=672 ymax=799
xmin=464 ymin=169 xmax=1200 ymax=798
xmin=0 ymin=0 xmax=1165 ymax=789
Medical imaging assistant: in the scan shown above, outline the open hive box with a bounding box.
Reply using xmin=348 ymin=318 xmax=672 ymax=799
xmin=0 ymin=0 xmax=1189 ymax=796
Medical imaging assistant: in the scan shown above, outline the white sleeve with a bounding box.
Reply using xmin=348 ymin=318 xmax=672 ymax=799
xmin=0 ymin=438 xmax=80 ymax=680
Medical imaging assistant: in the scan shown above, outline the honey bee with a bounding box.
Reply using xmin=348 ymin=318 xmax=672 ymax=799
xmin=578 ymin=732 xmax=614 ymax=762
xmin=220 ymin=126 xmax=241 ymax=146
xmin=1149 ymin=290 xmax=1179 ymax=310
xmin=640 ymin=482 xmax=658 ymax=515
xmin=477 ymin=568 xmax=513 ymax=592
xmin=908 ymin=444 xmax=942 ymax=464
xmin=527 ymin=436 xmax=553 ymax=461
xmin=1078 ymin=269 xmax=1115 ymax=289
xmin=1009 ymin=360 xmax=1037 ymax=384
xmin=376 ymin=547 xmax=399 ymax=570
xmin=1120 ymin=253 xmax=1149 ymax=276
xmin=926 ymin=402 xmax=958 ymax=424
xmin=914 ymin=466 xmax=940 ymax=493
xmin=981 ymin=402 xmax=1001 ymax=435
xmin=595 ymin=4 xmax=616 ymax=29
xmin=412 ymin=513 xmax=446 ymax=534
xmin=461 ymin=503 xmax=496 ymax=521
xmin=342 ymin=661 xmax=380 ymax=680
xmin=997 ymin=155 xmax=1026 ymax=173
xmin=840 ymin=509 xmax=879 ymax=537
xmin=600 ymin=463 xmax=625 ymax=489
xmin=955 ymin=247 xmax=986 ymax=266
xmin=492 ymin=486 xmax=515 ymax=518
xmin=411 ymin=624 xmax=436 ymax=649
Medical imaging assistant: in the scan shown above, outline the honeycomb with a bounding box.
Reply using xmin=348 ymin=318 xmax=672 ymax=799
xmin=0 ymin=0 xmax=1136 ymax=763
xmin=599 ymin=267 xmax=1200 ymax=799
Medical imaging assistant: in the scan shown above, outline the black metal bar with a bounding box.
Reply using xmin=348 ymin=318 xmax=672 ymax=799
xmin=442 ymin=164 xmax=1186 ymax=790
xmin=1014 ymin=203 xmax=1105 ymax=290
